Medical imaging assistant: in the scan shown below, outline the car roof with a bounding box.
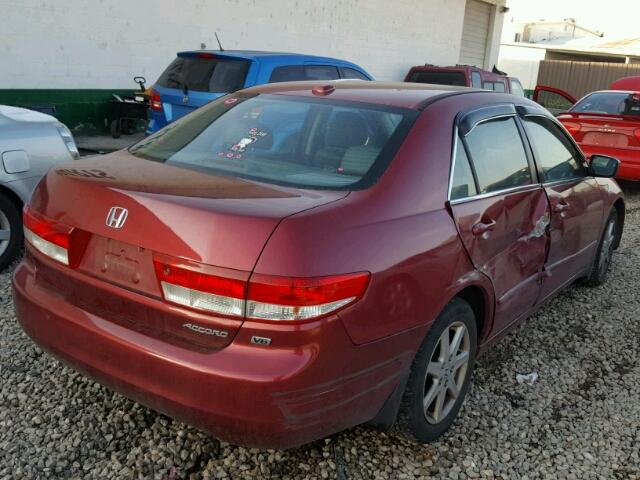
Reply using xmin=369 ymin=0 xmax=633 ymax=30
xmin=176 ymin=50 xmax=362 ymax=66
xmin=239 ymin=80 xmax=477 ymax=110
xmin=587 ymin=90 xmax=637 ymax=94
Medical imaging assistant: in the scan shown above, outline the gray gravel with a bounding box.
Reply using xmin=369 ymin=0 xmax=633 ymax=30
xmin=2 ymin=184 xmax=640 ymax=480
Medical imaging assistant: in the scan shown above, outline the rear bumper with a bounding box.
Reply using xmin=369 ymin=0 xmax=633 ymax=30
xmin=12 ymin=257 xmax=414 ymax=449
xmin=580 ymin=145 xmax=640 ymax=180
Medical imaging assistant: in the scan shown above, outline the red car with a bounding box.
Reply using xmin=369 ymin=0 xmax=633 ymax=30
xmin=535 ymin=78 xmax=640 ymax=180
xmin=13 ymin=81 xmax=624 ymax=449
xmin=405 ymin=64 xmax=526 ymax=96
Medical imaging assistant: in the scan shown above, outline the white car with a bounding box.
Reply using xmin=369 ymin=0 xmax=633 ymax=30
xmin=0 ymin=106 xmax=79 ymax=270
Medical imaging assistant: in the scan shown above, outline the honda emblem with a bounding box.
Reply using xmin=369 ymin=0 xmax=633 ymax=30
xmin=105 ymin=206 xmax=128 ymax=229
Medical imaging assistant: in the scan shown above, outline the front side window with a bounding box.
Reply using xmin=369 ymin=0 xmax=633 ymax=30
xmin=537 ymin=90 xmax=574 ymax=115
xmin=269 ymin=65 xmax=340 ymax=83
xmin=450 ymin=138 xmax=478 ymax=200
xmin=464 ymin=117 xmax=532 ymax=193
xmin=130 ymin=94 xmax=416 ymax=190
xmin=523 ymin=116 xmax=586 ymax=183
xmin=510 ymin=79 xmax=525 ymax=97
xmin=340 ymin=67 xmax=369 ymax=80
xmin=493 ymin=82 xmax=506 ymax=93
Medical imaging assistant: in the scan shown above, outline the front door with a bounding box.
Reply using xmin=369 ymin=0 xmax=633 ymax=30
xmin=448 ymin=109 xmax=550 ymax=333
xmin=533 ymin=86 xmax=577 ymax=116
xmin=519 ymin=114 xmax=604 ymax=301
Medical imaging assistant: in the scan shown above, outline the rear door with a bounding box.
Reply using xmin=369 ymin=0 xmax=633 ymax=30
xmin=518 ymin=109 xmax=604 ymax=301
xmin=448 ymin=104 xmax=550 ymax=334
xmin=533 ymin=86 xmax=576 ymax=115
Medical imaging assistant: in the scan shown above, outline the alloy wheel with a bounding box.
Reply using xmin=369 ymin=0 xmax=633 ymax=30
xmin=598 ymin=217 xmax=616 ymax=276
xmin=423 ymin=321 xmax=471 ymax=424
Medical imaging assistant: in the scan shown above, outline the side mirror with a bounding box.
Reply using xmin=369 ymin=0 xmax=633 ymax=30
xmin=589 ymin=155 xmax=620 ymax=178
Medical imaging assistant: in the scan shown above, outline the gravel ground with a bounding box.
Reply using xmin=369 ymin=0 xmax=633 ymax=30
xmin=2 ymin=184 xmax=640 ymax=480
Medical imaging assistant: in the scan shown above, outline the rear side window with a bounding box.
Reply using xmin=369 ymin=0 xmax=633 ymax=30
xmin=407 ymin=71 xmax=467 ymax=86
xmin=269 ymin=65 xmax=340 ymax=83
xmin=464 ymin=117 xmax=532 ymax=193
xmin=471 ymin=72 xmax=482 ymax=88
xmin=156 ymin=56 xmax=250 ymax=93
xmin=523 ymin=116 xmax=586 ymax=182
xmin=450 ymin=138 xmax=478 ymax=200
xmin=340 ymin=67 xmax=369 ymax=80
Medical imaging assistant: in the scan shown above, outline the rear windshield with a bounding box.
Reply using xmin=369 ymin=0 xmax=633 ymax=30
xmin=130 ymin=94 xmax=417 ymax=190
xmin=156 ymin=56 xmax=250 ymax=93
xmin=571 ymin=92 xmax=640 ymax=116
xmin=407 ymin=70 xmax=467 ymax=87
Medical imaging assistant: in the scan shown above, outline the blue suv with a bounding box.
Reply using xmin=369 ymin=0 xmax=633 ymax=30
xmin=146 ymin=50 xmax=372 ymax=134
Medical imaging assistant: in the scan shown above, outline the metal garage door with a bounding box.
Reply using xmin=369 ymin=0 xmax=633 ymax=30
xmin=459 ymin=0 xmax=492 ymax=67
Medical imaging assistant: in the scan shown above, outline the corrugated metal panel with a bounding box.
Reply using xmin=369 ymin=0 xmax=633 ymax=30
xmin=538 ymin=60 xmax=640 ymax=99
xmin=459 ymin=0 xmax=492 ymax=67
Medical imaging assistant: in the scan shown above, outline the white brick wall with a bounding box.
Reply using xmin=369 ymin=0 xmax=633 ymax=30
xmin=1 ymin=0 xmax=505 ymax=88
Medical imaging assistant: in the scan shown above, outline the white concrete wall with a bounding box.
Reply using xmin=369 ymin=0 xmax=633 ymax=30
xmin=0 ymin=0 xmax=491 ymax=89
xmin=497 ymin=44 xmax=546 ymax=90
xmin=482 ymin=0 xmax=508 ymax=70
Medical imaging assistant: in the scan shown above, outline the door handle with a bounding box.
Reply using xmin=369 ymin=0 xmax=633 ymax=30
xmin=472 ymin=219 xmax=497 ymax=236
xmin=553 ymin=201 xmax=570 ymax=213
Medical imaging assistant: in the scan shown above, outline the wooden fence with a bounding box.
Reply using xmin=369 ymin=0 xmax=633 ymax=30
xmin=537 ymin=60 xmax=640 ymax=99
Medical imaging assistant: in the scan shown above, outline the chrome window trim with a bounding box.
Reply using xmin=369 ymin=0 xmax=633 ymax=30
xmin=542 ymin=177 xmax=588 ymax=188
xmin=447 ymin=124 xmax=460 ymax=201
xmin=449 ymin=183 xmax=541 ymax=205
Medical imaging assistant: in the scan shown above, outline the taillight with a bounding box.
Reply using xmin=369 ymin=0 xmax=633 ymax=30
xmin=149 ymin=89 xmax=162 ymax=111
xmin=562 ymin=122 xmax=581 ymax=137
xmin=246 ymin=272 xmax=370 ymax=321
xmin=23 ymin=206 xmax=90 ymax=267
xmin=153 ymin=253 xmax=370 ymax=321
xmin=153 ymin=253 xmax=247 ymax=317
xmin=634 ymin=128 xmax=640 ymax=142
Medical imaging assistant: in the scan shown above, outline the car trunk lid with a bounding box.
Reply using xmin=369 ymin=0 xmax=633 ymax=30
xmin=28 ymin=152 xmax=347 ymax=350
xmin=558 ymin=113 xmax=640 ymax=150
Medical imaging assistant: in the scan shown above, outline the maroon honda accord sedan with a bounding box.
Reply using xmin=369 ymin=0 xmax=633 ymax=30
xmin=13 ymin=81 xmax=624 ymax=448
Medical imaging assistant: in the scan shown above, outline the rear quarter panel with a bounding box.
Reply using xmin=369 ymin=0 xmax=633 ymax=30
xmin=253 ymin=101 xmax=496 ymax=345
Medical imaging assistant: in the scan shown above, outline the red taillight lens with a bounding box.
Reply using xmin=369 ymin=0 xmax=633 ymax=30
xmin=22 ymin=206 xmax=90 ymax=267
xmin=153 ymin=252 xmax=370 ymax=321
xmin=562 ymin=122 xmax=581 ymax=136
xmin=149 ymin=89 xmax=162 ymax=111
xmin=153 ymin=253 xmax=247 ymax=317
xmin=634 ymin=128 xmax=640 ymax=142
xmin=246 ymin=272 xmax=370 ymax=321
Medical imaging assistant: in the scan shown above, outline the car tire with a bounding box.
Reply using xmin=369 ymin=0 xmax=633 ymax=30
xmin=0 ymin=194 xmax=23 ymax=272
xmin=397 ymin=297 xmax=477 ymax=443
xmin=110 ymin=119 xmax=121 ymax=139
xmin=584 ymin=209 xmax=619 ymax=287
